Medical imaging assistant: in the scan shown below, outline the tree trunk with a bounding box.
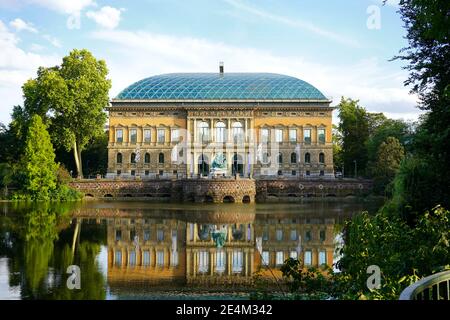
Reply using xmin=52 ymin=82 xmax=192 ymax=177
xmin=73 ymin=141 xmax=83 ymax=178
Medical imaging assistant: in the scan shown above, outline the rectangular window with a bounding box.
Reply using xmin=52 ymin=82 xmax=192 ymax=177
xmin=198 ymin=251 xmax=209 ymax=273
xmin=305 ymin=230 xmax=312 ymax=241
xmin=129 ymin=250 xmax=136 ymax=267
xmin=144 ymin=129 xmax=151 ymax=143
xmin=261 ymin=128 xmax=269 ymax=143
xmin=304 ymin=129 xmax=311 ymax=144
xmin=143 ymin=251 xmax=150 ymax=267
xmin=116 ymin=129 xmax=123 ymax=143
xmin=156 ymin=251 xmax=164 ymax=267
xmin=171 ymin=128 xmax=179 ymax=142
xmin=130 ymin=129 xmax=137 ymax=143
xmin=262 ymin=228 xmax=269 ymax=241
xmin=289 ymin=129 xmax=297 ymax=143
xmin=318 ymin=129 xmax=326 ymax=144
xmin=115 ymin=230 xmax=122 ymax=241
xmin=144 ymin=230 xmax=150 ymax=241
xmin=171 ymin=251 xmax=179 ymax=267
xmin=145 ymin=170 xmax=149 ymax=176
xmin=131 ymin=170 xmax=135 ymax=176
xmin=320 ymin=230 xmax=326 ymax=241
xmin=276 ymin=251 xmax=284 ymax=266
xmin=276 ymin=229 xmax=283 ymax=241
xmin=115 ymin=250 xmax=122 ymax=266
xmin=117 ymin=170 xmax=121 ymax=175
xmin=157 ymin=229 xmax=164 ymax=241
xmin=262 ymin=251 xmax=270 ymax=266
xmin=157 ymin=129 xmax=165 ymax=143
xmin=290 ymin=230 xmax=297 ymax=241
xmin=292 ymin=170 xmax=296 ymax=176
xmin=304 ymin=251 xmax=312 ymax=266
xmin=290 ymin=251 xmax=298 ymax=259
xmin=232 ymin=251 xmax=243 ymax=273
xmin=216 ymin=250 xmax=226 ymax=273
xmin=275 ymin=129 xmax=283 ymax=143
xmin=319 ymin=251 xmax=327 ymax=265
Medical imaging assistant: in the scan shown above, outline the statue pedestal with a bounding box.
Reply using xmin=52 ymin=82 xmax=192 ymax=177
xmin=210 ymin=168 xmax=227 ymax=178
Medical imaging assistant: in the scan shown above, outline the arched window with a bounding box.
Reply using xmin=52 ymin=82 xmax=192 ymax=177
xmin=197 ymin=121 xmax=209 ymax=143
xmin=262 ymin=152 xmax=270 ymax=164
xmin=277 ymin=152 xmax=283 ymax=164
xmin=305 ymin=152 xmax=311 ymax=164
xmin=232 ymin=122 xmax=243 ymax=143
xmin=131 ymin=153 xmax=136 ymax=164
xmin=116 ymin=153 xmax=122 ymax=164
xmin=215 ymin=121 xmax=226 ymax=143
xmin=144 ymin=153 xmax=150 ymax=164
xmin=319 ymin=152 xmax=325 ymax=164
xmin=159 ymin=152 xmax=164 ymax=164
xmin=291 ymin=152 xmax=297 ymax=164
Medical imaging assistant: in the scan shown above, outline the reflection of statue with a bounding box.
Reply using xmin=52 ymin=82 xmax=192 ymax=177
xmin=211 ymin=226 xmax=227 ymax=248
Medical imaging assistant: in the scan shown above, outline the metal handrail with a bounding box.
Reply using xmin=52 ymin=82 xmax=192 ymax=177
xmin=399 ymin=270 xmax=450 ymax=300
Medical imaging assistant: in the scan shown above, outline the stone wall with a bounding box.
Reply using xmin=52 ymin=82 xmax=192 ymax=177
xmin=69 ymin=178 xmax=372 ymax=203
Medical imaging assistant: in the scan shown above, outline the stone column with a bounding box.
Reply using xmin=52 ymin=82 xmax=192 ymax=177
xmin=186 ymin=248 xmax=192 ymax=276
xmin=227 ymin=250 xmax=232 ymax=276
xmin=193 ymin=118 xmax=197 ymax=143
xmin=210 ymin=119 xmax=214 ymax=143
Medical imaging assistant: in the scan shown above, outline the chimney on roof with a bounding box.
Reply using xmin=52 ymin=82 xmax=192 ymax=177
xmin=219 ymin=61 xmax=224 ymax=74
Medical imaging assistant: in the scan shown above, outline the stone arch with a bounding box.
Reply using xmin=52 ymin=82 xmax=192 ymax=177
xmin=232 ymin=153 xmax=244 ymax=176
xmin=104 ymin=194 xmax=113 ymax=198
xmin=198 ymin=154 xmax=210 ymax=176
xmin=242 ymin=195 xmax=251 ymax=203
xmin=223 ymin=195 xmax=235 ymax=203
xmin=85 ymin=193 xmax=95 ymax=198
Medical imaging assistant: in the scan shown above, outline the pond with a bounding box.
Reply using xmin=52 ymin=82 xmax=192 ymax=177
xmin=0 ymin=199 xmax=382 ymax=300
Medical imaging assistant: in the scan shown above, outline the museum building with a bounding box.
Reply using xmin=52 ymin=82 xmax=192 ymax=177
xmin=106 ymin=66 xmax=334 ymax=179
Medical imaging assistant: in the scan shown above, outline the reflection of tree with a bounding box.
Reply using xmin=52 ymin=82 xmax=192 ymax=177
xmin=1 ymin=203 xmax=106 ymax=299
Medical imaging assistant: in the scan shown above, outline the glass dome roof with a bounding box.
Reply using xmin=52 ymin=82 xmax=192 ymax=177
xmin=115 ymin=73 xmax=327 ymax=100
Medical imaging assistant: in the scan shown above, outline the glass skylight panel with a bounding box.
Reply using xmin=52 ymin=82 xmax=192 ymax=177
xmin=116 ymin=73 xmax=327 ymax=100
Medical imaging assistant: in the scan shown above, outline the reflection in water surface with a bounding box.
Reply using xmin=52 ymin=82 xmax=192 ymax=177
xmin=0 ymin=200 xmax=381 ymax=299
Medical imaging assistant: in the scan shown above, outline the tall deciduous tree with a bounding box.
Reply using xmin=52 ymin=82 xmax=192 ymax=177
xmin=20 ymin=115 xmax=58 ymax=200
xmin=374 ymin=137 xmax=405 ymax=195
xmin=336 ymin=97 xmax=370 ymax=177
xmin=22 ymin=49 xmax=111 ymax=177
xmin=391 ymin=0 xmax=450 ymax=212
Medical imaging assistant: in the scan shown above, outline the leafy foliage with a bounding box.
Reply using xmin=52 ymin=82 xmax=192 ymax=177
xmin=19 ymin=115 xmax=58 ymax=201
xmin=373 ymin=137 xmax=405 ymax=195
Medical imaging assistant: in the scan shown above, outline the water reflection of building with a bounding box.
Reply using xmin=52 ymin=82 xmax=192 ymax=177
xmin=104 ymin=210 xmax=337 ymax=288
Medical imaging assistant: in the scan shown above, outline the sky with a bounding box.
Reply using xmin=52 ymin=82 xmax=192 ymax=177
xmin=0 ymin=0 xmax=421 ymax=125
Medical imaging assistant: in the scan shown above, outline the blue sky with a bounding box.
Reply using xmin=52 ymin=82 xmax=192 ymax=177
xmin=0 ymin=0 xmax=420 ymax=125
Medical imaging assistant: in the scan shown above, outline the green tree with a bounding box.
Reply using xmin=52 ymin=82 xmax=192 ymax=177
xmin=20 ymin=115 xmax=58 ymax=200
xmin=336 ymin=97 xmax=370 ymax=178
xmin=391 ymin=0 xmax=450 ymax=212
xmin=22 ymin=49 xmax=111 ymax=177
xmin=373 ymin=137 xmax=405 ymax=195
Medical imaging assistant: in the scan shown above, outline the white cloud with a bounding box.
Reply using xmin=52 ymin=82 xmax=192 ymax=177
xmin=9 ymin=18 xmax=38 ymax=33
xmin=224 ymin=0 xmax=360 ymax=47
xmin=28 ymin=0 xmax=95 ymax=14
xmin=91 ymin=29 xmax=420 ymax=121
xmin=0 ymin=20 xmax=60 ymax=124
xmin=27 ymin=0 xmax=96 ymax=29
xmin=30 ymin=43 xmax=45 ymax=51
xmin=43 ymin=34 xmax=61 ymax=47
xmin=86 ymin=6 xmax=123 ymax=29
